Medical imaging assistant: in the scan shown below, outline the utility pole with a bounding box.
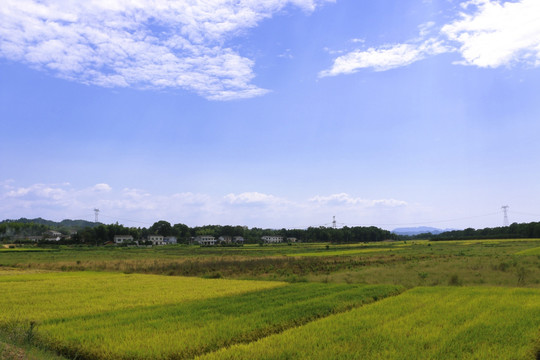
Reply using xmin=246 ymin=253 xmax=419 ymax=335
xmin=501 ymin=205 xmax=509 ymax=227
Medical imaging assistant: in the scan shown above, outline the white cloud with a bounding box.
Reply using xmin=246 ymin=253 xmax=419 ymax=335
xmin=418 ymin=21 xmax=436 ymax=38
xmin=92 ymin=183 xmax=112 ymax=192
xmin=0 ymin=181 xmax=413 ymax=228
xmin=442 ymin=0 xmax=540 ymax=68
xmin=309 ymin=193 xmax=407 ymax=207
xmin=320 ymin=0 xmax=540 ymax=76
xmin=5 ymin=183 xmax=67 ymax=201
xmin=319 ymin=19 xmax=448 ymax=77
xmin=0 ymin=0 xmax=331 ymax=100
xmin=224 ymin=192 xmax=287 ymax=205
xmin=319 ymin=40 xmax=446 ymax=76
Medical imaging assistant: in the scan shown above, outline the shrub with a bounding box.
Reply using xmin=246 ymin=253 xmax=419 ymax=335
xmin=448 ymin=274 xmax=462 ymax=286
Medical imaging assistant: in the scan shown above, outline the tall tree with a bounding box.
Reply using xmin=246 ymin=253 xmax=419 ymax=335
xmin=149 ymin=221 xmax=172 ymax=236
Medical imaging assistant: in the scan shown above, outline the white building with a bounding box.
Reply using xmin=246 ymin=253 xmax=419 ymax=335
xmin=44 ymin=230 xmax=63 ymax=241
xmin=195 ymin=235 xmax=216 ymax=246
xmin=262 ymin=236 xmax=283 ymax=243
xmin=148 ymin=235 xmax=165 ymax=245
xmin=114 ymin=235 xmax=134 ymax=244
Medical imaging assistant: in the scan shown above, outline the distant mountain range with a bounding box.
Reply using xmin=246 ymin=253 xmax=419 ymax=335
xmin=392 ymin=226 xmax=458 ymax=236
xmin=0 ymin=217 xmax=99 ymax=229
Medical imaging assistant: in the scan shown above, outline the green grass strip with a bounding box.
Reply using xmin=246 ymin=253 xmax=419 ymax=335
xmin=289 ymin=248 xmax=398 ymax=257
xmin=516 ymin=247 xmax=540 ymax=255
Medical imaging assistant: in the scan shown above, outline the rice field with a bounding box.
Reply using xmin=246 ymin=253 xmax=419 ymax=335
xmin=200 ymin=286 xmax=540 ymax=360
xmin=0 ymin=272 xmax=284 ymax=323
xmin=1 ymin=239 xmax=540 ymax=359
xmin=0 ymin=271 xmax=402 ymax=359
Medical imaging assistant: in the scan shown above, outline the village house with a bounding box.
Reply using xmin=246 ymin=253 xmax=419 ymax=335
xmin=262 ymin=235 xmax=283 ymax=243
xmin=194 ymin=235 xmax=216 ymax=246
xmin=43 ymin=230 xmax=63 ymax=241
xmin=217 ymin=235 xmax=245 ymax=245
xmin=114 ymin=235 xmax=134 ymax=244
xmin=218 ymin=235 xmax=232 ymax=244
xmin=147 ymin=235 xmax=165 ymax=245
xmin=163 ymin=236 xmax=177 ymax=245
xmin=287 ymin=237 xmax=297 ymax=243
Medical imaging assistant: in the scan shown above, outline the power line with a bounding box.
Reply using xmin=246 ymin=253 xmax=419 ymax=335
xmin=320 ymin=211 xmax=502 ymax=228
xmin=510 ymin=210 xmax=540 ymax=218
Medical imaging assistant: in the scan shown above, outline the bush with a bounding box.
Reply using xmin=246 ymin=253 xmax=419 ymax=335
xmin=448 ymin=274 xmax=462 ymax=286
xmin=498 ymin=262 xmax=510 ymax=272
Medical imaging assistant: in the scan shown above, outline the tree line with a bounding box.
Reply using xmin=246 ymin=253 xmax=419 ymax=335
xmin=5 ymin=217 xmax=539 ymax=244
xmin=427 ymin=222 xmax=540 ymax=241
xmin=1 ymin=218 xmax=396 ymax=244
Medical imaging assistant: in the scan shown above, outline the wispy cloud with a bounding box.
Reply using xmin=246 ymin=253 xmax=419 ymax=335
xmin=0 ymin=0 xmax=331 ymax=100
xmin=320 ymin=0 xmax=540 ymax=76
xmin=319 ymin=39 xmax=447 ymax=76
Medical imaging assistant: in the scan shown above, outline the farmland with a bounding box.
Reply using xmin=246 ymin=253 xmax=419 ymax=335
xmin=2 ymin=238 xmax=539 ymax=287
xmin=0 ymin=238 xmax=540 ymax=359
xmin=0 ymin=271 xmax=401 ymax=359
xmin=200 ymin=286 xmax=540 ymax=360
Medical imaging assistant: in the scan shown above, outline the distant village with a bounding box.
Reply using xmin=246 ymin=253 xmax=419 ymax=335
xmin=1 ymin=217 xmax=399 ymax=245
xmin=11 ymin=230 xmax=297 ymax=246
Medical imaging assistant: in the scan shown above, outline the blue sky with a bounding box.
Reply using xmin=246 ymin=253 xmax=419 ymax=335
xmin=1 ymin=0 xmax=540 ymax=230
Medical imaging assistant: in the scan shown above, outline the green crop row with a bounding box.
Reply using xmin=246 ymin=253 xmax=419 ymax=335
xmin=200 ymin=286 xmax=540 ymax=360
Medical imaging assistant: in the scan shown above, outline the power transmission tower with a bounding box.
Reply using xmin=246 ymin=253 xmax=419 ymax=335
xmin=501 ymin=205 xmax=509 ymax=227
xmin=94 ymin=208 xmax=100 ymax=223
xmin=332 ymin=216 xmax=337 ymax=229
